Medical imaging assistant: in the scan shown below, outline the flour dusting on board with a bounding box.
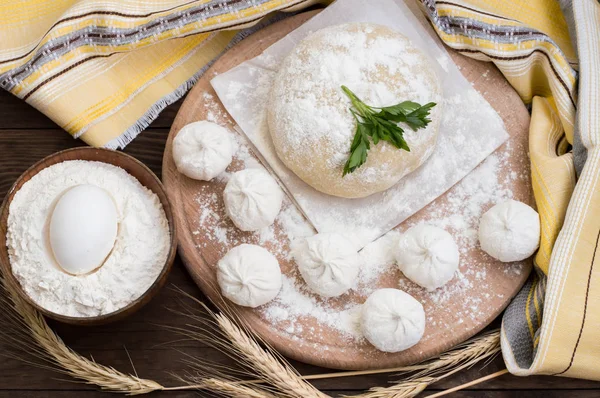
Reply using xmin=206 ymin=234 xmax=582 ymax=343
xmin=191 ymin=93 xmax=527 ymax=350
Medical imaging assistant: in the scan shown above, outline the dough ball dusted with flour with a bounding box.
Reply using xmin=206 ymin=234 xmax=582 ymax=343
xmin=479 ymin=200 xmax=540 ymax=262
xmin=293 ymin=233 xmax=359 ymax=297
xmin=172 ymin=121 xmax=233 ymax=181
xmin=361 ymin=288 xmax=426 ymax=352
xmin=268 ymin=23 xmax=441 ymax=198
xmin=395 ymin=224 xmax=459 ymax=291
xmin=223 ymin=168 xmax=284 ymax=231
xmin=217 ymin=244 xmax=282 ymax=308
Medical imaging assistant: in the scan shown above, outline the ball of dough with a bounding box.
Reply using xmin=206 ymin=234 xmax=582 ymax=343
xmin=395 ymin=224 xmax=459 ymax=291
xmin=173 ymin=121 xmax=233 ymax=181
xmin=268 ymin=23 xmax=442 ymax=198
xmin=361 ymin=288 xmax=426 ymax=352
xmin=223 ymin=168 xmax=284 ymax=231
xmin=478 ymin=200 xmax=540 ymax=262
xmin=293 ymin=233 xmax=359 ymax=297
xmin=217 ymin=244 xmax=282 ymax=307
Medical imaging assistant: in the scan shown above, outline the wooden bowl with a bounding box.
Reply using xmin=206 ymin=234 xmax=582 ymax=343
xmin=0 ymin=147 xmax=178 ymax=325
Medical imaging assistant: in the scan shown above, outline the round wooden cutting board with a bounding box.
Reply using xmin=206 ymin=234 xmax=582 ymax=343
xmin=162 ymin=11 xmax=533 ymax=370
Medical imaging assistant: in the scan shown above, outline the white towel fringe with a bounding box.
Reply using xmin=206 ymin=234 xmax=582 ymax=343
xmin=103 ymin=11 xmax=289 ymax=150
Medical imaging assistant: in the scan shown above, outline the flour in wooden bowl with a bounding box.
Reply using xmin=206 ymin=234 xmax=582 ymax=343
xmin=6 ymin=161 xmax=170 ymax=317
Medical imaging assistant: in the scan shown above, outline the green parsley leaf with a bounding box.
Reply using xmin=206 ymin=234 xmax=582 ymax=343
xmin=341 ymin=85 xmax=436 ymax=176
xmin=343 ymin=122 xmax=370 ymax=176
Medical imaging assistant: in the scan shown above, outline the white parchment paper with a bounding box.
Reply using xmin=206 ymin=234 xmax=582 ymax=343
xmin=211 ymin=0 xmax=508 ymax=248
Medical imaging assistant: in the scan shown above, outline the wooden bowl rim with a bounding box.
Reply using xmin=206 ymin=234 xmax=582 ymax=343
xmin=0 ymin=147 xmax=178 ymax=325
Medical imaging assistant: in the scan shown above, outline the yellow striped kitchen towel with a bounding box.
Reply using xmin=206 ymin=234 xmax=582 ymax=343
xmin=423 ymin=0 xmax=600 ymax=380
xmin=3 ymin=0 xmax=600 ymax=381
xmin=0 ymin=0 xmax=324 ymax=148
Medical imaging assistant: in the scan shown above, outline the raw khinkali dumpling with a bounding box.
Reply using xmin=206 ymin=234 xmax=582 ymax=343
xmin=479 ymin=200 xmax=540 ymax=262
xmin=361 ymin=288 xmax=425 ymax=352
xmin=395 ymin=224 xmax=459 ymax=291
xmin=172 ymin=121 xmax=233 ymax=181
xmin=217 ymin=244 xmax=282 ymax=308
xmin=293 ymin=233 xmax=359 ymax=297
xmin=223 ymin=168 xmax=284 ymax=231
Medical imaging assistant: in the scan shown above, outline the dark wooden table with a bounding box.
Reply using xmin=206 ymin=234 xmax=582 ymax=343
xmin=0 ymin=89 xmax=598 ymax=397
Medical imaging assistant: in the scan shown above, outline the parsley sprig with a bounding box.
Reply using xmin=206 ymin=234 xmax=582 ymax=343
xmin=341 ymin=85 xmax=436 ymax=176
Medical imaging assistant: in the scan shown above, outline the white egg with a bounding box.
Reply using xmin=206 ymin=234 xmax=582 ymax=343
xmin=49 ymin=184 xmax=118 ymax=275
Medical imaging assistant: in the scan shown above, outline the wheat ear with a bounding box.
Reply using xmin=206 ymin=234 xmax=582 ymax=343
xmin=350 ymin=330 xmax=501 ymax=398
xmin=1 ymin=268 xmax=504 ymax=398
xmin=216 ymin=312 xmax=328 ymax=398
xmin=168 ymin=287 xmax=328 ymax=398
xmin=0 ymin=275 xmax=164 ymax=395
xmin=167 ymin=287 xmax=502 ymax=398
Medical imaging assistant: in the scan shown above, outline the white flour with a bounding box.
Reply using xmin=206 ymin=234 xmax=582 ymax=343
xmin=6 ymin=160 xmax=170 ymax=317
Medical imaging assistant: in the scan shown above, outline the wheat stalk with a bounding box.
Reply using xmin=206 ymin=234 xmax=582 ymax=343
xmin=200 ymin=377 xmax=279 ymax=398
xmin=425 ymin=369 xmax=508 ymax=398
xmin=168 ymin=376 xmax=280 ymax=398
xmin=350 ymin=330 xmax=501 ymax=398
xmin=167 ymin=287 xmax=327 ymax=398
xmin=0 ymin=275 xmax=164 ymax=395
xmin=357 ymin=380 xmax=431 ymax=398
xmin=0 ymin=268 xmax=504 ymax=398
xmin=167 ymin=288 xmax=502 ymax=398
xmin=216 ymin=312 xmax=328 ymax=398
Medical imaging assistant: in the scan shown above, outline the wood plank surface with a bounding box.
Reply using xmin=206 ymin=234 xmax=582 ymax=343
xmin=0 ymin=74 xmax=598 ymax=396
